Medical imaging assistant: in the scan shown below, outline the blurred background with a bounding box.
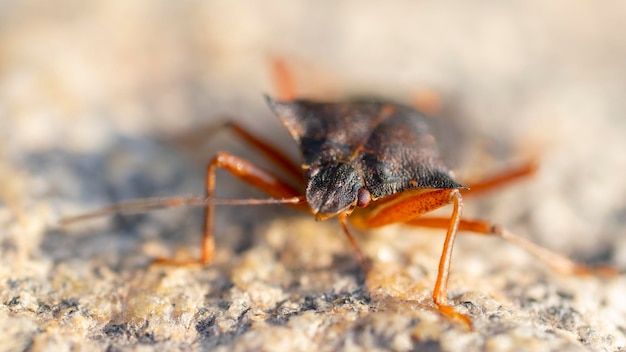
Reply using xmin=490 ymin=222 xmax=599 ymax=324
xmin=2 ymin=0 xmax=625 ymax=259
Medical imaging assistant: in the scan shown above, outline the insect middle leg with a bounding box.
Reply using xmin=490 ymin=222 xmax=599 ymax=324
xmin=224 ymin=122 xmax=303 ymax=182
xmin=461 ymin=160 xmax=538 ymax=198
xmin=153 ymin=151 xmax=305 ymax=265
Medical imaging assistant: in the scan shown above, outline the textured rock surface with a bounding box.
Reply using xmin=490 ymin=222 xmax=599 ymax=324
xmin=1 ymin=1 xmax=626 ymax=351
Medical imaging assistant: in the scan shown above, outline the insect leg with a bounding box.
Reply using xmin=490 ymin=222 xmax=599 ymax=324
xmin=351 ymin=188 xmax=470 ymax=325
xmin=271 ymin=58 xmax=298 ymax=101
xmin=461 ymin=160 xmax=538 ymax=198
xmin=225 ymin=122 xmax=303 ymax=182
xmin=404 ymin=217 xmax=617 ymax=276
xmin=153 ymin=151 xmax=305 ymax=266
xmin=411 ymin=89 xmax=443 ymax=116
xmin=338 ymin=213 xmax=368 ymax=268
xmin=168 ymin=120 xmax=304 ymax=186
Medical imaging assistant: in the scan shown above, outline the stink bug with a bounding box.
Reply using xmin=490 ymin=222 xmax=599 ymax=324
xmin=61 ymin=60 xmax=615 ymax=325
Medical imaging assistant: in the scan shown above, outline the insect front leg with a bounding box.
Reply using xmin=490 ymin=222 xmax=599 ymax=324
xmin=338 ymin=213 xmax=368 ymax=268
xmin=350 ymin=188 xmax=470 ymax=326
xmin=153 ymin=151 xmax=305 ymax=266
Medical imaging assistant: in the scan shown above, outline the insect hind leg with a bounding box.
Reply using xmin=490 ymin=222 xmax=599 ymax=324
xmin=405 ymin=217 xmax=618 ymax=276
xmin=271 ymin=58 xmax=298 ymax=101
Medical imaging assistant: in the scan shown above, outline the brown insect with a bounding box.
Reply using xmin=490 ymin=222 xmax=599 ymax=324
xmin=61 ymin=60 xmax=614 ymax=326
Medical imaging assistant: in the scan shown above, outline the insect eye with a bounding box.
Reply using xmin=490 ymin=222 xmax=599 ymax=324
xmin=356 ymin=188 xmax=371 ymax=208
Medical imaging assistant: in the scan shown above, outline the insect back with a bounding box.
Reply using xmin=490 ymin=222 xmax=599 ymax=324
xmin=265 ymin=97 xmax=465 ymax=220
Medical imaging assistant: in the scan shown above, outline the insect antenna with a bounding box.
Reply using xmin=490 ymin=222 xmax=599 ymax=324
xmin=59 ymin=195 xmax=306 ymax=226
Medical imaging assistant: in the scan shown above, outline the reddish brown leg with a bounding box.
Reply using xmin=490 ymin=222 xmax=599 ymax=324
xmin=153 ymin=151 xmax=305 ymax=266
xmin=205 ymin=60 xmax=304 ymax=189
xmin=462 ymin=160 xmax=538 ymax=198
xmin=411 ymin=89 xmax=443 ymax=116
xmin=170 ymin=121 xmax=304 ymax=186
xmin=405 ymin=217 xmax=617 ymax=276
xmin=272 ymin=58 xmax=298 ymax=101
xmin=155 ymin=58 xmax=304 ymax=265
xmin=351 ymin=188 xmax=471 ymax=326
xmin=339 ymin=213 xmax=368 ymax=268
xmin=226 ymin=122 xmax=303 ymax=182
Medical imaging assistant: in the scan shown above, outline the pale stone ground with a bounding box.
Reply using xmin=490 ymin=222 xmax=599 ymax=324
xmin=1 ymin=1 xmax=626 ymax=351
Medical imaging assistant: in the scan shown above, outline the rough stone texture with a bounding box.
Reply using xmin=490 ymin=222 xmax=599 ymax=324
xmin=1 ymin=1 xmax=626 ymax=351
